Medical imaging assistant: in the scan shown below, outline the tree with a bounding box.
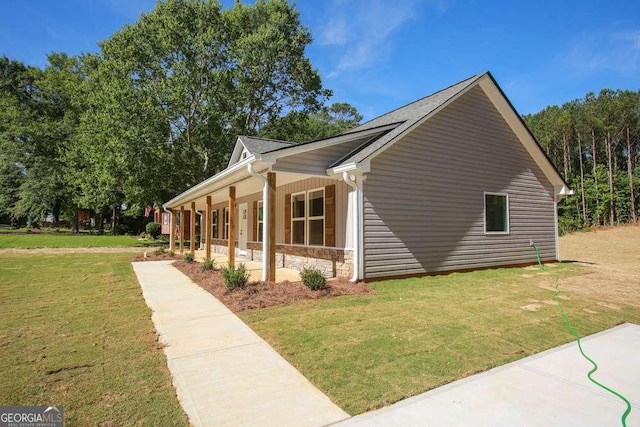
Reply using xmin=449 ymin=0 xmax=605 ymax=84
xmin=525 ymin=86 xmax=640 ymax=233
xmin=260 ymin=102 xmax=362 ymax=141
xmin=0 ymin=55 xmax=82 ymax=226
xmin=74 ymin=0 xmax=331 ymax=216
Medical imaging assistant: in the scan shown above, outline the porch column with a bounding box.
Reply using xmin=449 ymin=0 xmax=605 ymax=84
xmin=169 ymin=209 xmax=176 ymax=251
xmin=205 ymin=195 xmax=212 ymax=261
xmin=190 ymin=202 xmax=196 ymax=253
xmin=228 ymin=186 xmax=236 ymax=267
xmin=179 ymin=206 xmax=185 ymax=254
xmin=268 ymin=172 xmax=276 ymax=282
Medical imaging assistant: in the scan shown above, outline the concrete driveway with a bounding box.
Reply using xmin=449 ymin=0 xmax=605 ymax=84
xmin=337 ymin=323 xmax=640 ymax=426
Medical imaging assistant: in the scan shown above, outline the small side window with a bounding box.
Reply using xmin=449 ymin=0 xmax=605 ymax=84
xmin=485 ymin=193 xmax=509 ymax=234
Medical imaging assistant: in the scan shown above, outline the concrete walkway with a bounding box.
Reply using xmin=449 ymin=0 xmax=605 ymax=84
xmin=132 ymin=260 xmax=349 ymax=427
xmin=337 ymin=323 xmax=640 ymax=426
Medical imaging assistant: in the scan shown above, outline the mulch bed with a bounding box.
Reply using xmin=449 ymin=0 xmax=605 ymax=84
xmin=171 ymin=260 xmax=372 ymax=313
xmin=131 ymin=252 xmax=177 ymax=262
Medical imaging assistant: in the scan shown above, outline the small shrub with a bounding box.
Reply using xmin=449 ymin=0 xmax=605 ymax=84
xmin=154 ymin=246 xmax=166 ymax=256
xmin=300 ymin=267 xmax=326 ymax=290
xmin=183 ymin=252 xmax=195 ymax=263
xmin=146 ymin=222 xmax=161 ymax=239
xmin=220 ymin=263 xmax=250 ymax=291
xmin=167 ymin=249 xmax=175 ymax=257
xmin=201 ymin=258 xmax=215 ymax=271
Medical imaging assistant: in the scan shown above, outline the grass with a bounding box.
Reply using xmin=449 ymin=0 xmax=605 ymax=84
xmin=0 ymin=233 xmax=165 ymax=249
xmin=240 ymin=263 xmax=640 ymax=415
xmin=0 ymin=253 xmax=187 ymax=426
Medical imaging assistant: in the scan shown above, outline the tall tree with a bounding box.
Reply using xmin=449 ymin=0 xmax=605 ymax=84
xmin=260 ymin=102 xmax=362 ymax=141
xmin=75 ymin=0 xmax=331 ymax=215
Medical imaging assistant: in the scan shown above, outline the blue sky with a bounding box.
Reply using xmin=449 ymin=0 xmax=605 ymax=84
xmin=1 ymin=0 xmax=639 ymax=121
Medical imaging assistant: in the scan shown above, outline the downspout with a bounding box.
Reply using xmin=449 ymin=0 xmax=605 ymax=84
xmin=163 ymin=206 xmax=174 ymax=250
xmin=343 ymin=172 xmax=359 ymax=283
xmin=248 ymin=164 xmax=268 ymax=282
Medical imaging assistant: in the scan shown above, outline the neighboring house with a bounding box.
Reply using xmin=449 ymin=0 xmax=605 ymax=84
xmin=153 ymin=207 xmax=195 ymax=241
xmin=163 ymin=72 xmax=572 ymax=282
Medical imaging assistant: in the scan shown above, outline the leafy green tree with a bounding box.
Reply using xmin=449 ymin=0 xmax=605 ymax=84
xmin=74 ymin=0 xmax=331 ymax=216
xmin=260 ymin=102 xmax=362 ymax=141
xmin=0 ymin=55 xmax=83 ymax=226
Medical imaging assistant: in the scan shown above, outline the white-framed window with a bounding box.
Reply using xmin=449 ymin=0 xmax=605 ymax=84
xmin=223 ymin=207 xmax=230 ymax=239
xmin=162 ymin=213 xmax=169 ymax=225
xmin=291 ymin=188 xmax=324 ymax=246
xmin=484 ymin=192 xmax=509 ymax=234
xmin=212 ymin=210 xmax=218 ymax=239
xmin=257 ymin=201 xmax=264 ymax=242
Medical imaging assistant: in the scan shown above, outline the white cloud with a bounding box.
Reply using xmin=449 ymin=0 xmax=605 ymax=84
xmin=319 ymin=18 xmax=349 ymax=46
xmin=564 ymin=29 xmax=640 ymax=75
xmin=318 ymin=0 xmax=424 ymax=72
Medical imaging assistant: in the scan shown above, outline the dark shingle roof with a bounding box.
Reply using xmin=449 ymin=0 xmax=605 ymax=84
xmin=334 ymin=74 xmax=482 ymax=166
xmin=238 ymin=136 xmax=295 ymax=154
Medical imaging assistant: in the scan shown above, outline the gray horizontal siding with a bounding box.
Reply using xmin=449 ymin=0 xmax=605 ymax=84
xmin=364 ymin=85 xmax=557 ymax=278
xmin=273 ymin=136 xmax=371 ymax=175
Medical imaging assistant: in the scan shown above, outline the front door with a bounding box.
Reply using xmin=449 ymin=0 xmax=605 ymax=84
xmin=239 ymin=202 xmax=248 ymax=255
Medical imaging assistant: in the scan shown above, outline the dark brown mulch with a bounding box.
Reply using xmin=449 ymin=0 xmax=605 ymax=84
xmin=172 ymin=260 xmax=372 ymax=313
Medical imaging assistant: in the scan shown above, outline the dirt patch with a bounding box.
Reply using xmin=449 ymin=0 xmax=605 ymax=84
xmin=557 ymin=224 xmax=640 ymax=307
xmin=171 ymin=260 xmax=371 ymax=313
xmin=520 ymin=303 xmax=542 ymax=311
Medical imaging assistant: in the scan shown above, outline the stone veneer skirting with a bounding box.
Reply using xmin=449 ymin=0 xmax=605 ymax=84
xmin=207 ymin=239 xmax=352 ymax=278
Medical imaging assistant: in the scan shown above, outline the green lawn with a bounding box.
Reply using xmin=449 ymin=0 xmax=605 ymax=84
xmin=240 ymin=264 xmax=640 ymax=415
xmin=0 ymin=233 xmax=163 ymax=248
xmin=0 ymin=253 xmax=187 ymax=426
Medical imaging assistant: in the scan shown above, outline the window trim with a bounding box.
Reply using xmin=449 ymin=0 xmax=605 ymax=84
xmin=484 ymin=192 xmax=510 ymax=235
xmin=290 ymin=187 xmax=325 ymax=246
xmin=291 ymin=191 xmax=306 ymax=245
xmin=307 ymin=187 xmax=325 ymax=247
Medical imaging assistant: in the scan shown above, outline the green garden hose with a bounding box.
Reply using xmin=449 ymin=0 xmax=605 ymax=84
xmin=532 ymin=244 xmax=632 ymax=427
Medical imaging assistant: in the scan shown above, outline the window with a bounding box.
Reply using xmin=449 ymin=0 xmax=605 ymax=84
xmin=223 ymin=207 xmax=230 ymax=239
xmin=291 ymin=192 xmax=305 ymax=244
xmin=162 ymin=213 xmax=169 ymax=225
xmin=308 ymin=189 xmax=324 ymax=246
xmin=290 ymin=188 xmax=324 ymax=246
xmin=257 ymin=201 xmax=263 ymax=242
xmin=485 ymin=193 xmax=509 ymax=233
xmin=212 ymin=210 xmax=218 ymax=239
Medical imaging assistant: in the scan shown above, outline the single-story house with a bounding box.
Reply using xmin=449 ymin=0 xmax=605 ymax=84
xmin=163 ymin=72 xmax=572 ymax=282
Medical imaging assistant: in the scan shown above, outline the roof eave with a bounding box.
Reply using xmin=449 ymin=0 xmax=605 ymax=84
xmin=164 ymin=154 xmax=268 ymax=209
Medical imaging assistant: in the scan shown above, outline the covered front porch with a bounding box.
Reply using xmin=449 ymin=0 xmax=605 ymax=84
xmin=165 ymin=162 xmax=355 ymax=281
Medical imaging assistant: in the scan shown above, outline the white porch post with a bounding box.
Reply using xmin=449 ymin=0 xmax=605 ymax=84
xmin=248 ymin=164 xmax=269 ymax=282
xmin=168 ymin=209 xmax=175 ymax=250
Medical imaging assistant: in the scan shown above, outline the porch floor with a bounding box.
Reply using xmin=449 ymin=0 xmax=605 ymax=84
xmin=192 ymin=250 xmax=302 ymax=282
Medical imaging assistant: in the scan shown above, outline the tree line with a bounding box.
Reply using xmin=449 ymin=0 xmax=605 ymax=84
xmin=524 ymin=89 xmax=639 ymax=233
xmin=2 ymin=0 xmax=637 ymax=235
xmin=0 ymin=0 xmax=361 ymax=231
